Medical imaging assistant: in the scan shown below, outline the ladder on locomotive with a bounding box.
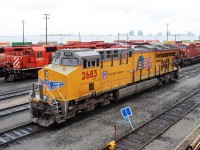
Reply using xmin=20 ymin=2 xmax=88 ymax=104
xmin=52 ymin=99 xmax=65 ymax=123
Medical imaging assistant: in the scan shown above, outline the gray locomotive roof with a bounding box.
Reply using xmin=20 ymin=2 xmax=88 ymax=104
xmin=74 ymin=51 xmax=100 ymax=57
xmin=163 ymin=44 xmax=179 ymax=49
xmin=134 ymin=44 xmax=179 ymax=52
xmin=61 ymin=49 xmax=92 ymax=52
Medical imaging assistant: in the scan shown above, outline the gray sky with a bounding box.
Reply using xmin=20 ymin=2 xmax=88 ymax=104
xmin=0 ymin=0 xmax=199 ymax=36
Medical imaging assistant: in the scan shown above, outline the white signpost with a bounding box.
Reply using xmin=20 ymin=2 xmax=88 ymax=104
xmin=120 ymin=106 xmax=134 ymax=131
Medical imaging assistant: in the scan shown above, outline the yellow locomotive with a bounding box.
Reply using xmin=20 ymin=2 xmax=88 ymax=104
xmin=30 ymin=44 xmax=179 ymax=126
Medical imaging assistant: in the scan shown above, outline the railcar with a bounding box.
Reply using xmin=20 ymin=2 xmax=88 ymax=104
xmin=30 ymin=44 xmax=179 ymax=126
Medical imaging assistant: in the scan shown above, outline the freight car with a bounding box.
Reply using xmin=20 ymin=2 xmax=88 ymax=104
xmin=30 ymin=44 xmax=179 ymax=126
xmin=175 ymin=43 xmax=200 ymax=66
xmin=3 ymin=46 xmax=57 ymax=81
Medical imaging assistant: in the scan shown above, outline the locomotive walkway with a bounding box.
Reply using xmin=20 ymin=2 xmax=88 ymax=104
xmin=102 ymin=89 xmax=200 ymax=150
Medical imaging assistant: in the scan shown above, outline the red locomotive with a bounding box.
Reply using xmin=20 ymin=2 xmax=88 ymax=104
xmin=175 ymin=43 xmax=200 ymax=66
xmin=3 ymin=46 xmax=57 ymax=81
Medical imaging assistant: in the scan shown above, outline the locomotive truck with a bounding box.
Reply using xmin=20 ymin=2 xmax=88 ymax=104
xmin=30 ymin=43 xmax=179 ymax=126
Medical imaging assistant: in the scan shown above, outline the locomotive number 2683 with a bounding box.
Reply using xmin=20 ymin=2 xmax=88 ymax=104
xmin=82 ymin=69 xmax=97 ymax=80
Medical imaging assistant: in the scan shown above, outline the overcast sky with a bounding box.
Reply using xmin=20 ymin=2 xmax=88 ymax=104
xmin=0 ymin=0 xmax=199 ymax=36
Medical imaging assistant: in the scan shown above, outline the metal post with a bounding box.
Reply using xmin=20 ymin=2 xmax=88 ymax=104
xmin=127 ymin=32 xmax=129 ymax=42
xmin=118 ymin=33 xmax=119 ymax=44
xmin=21 ymin=20 xmax=25 ymax=45
xmin=166 ymin=23 xmax=169 ymax=41
xmin=126 ymin=117 xmax=134 ymax=131
xmin=43 ymin=14 xmax=50 ymax=45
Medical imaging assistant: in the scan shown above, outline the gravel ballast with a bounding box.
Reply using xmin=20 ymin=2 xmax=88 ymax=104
xmin=1 ymin=64 xmax=200 ymax=150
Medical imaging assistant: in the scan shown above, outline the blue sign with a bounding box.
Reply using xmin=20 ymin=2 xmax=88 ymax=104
xmin=121 ymin=106 xmax=133 ymax=118
xmin=40 ymin=79 xmax=65 ymax=90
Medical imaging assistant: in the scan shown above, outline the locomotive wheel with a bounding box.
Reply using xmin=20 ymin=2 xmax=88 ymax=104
xmin=100 ymin=98 xmax=111 ymax=106
xmin=83 ymin=103 xmax=95 ymax=112
xmin=66 ymin=109 xmax=76 ymax=119
xmin=5 ymin=74 xmax=15 ymax=81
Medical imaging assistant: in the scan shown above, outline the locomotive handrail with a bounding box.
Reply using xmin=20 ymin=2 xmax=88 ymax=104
xmin=43 ymin=84 xmax=55 ymax=102
xmin=174 ymin=124 xmax=200 ymax=150
xmin=57 ymin=85 xmax=67 ymax=118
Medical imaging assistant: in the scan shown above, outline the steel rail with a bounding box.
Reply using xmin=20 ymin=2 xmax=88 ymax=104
xmin=0 ymin=89 xmax=30 ymax=100
xmin=0 ymin=122 xmax=44 ymax=146
xmin=101 ymin=89 xmax=200 ymax=150
xmin=0 ymin=103 xmax=29 ymax=118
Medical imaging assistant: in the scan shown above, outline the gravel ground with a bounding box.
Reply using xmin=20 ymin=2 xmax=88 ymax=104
xmin=0 ymin=95 xmax=30 ymax=133
xmin=0 ymin=95 xmax=29 ymax=109
xmin=1 ymin=64 xmax=200 ymax=150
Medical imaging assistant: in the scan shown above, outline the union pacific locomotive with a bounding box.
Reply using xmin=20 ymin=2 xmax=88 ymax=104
xmin=30 ymin=44 xmax=179 ymax=126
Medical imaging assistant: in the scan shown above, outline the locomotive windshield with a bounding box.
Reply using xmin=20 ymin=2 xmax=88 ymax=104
xmin=52 ymin=50 xmax=79 ymax=66
xmin=52 ymin=57 xmax=61 ymax=65
xmin=52 ymin=56 xmax=78 ymax=66
xmin=61 ymin=58 xmax=78 ymax=66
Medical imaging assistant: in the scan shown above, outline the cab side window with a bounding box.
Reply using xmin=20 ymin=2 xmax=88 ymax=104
xmin=83 ymin=59 xmax=87 ymax=68
xmin=83 ymin=58 xmax=99 ymax=68
xmin=37 ymin=52 xmax=43 ymax=58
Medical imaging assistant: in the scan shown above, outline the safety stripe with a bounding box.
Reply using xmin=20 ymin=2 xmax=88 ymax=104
xmin=13 ymin=56 xmax=21 ymax=69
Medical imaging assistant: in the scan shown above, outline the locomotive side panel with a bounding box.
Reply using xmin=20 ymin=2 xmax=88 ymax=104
xmin=100 ymin=51 xmax=133 ymax=92
xmin=134 ymin=50 xmax=155 ymax=82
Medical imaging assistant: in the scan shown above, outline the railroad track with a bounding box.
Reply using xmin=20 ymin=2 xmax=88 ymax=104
xmin=0 ymin=122 xmax=44 ymax=146
xmin=0 ymin=89 xmax=30 ymax=100
xmin=0 ymin=103 xmax=29 ymax=118
xmin=102 ymin=89 xmax=200 ymax=150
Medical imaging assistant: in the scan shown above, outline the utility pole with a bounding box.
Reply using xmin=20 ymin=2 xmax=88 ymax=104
xmin=199 ymin=33 xmax=200 ymax=41
xmin=43 ymin=14 xmax=50 ymax=45
xmin=21 ymin=20 xmax=25 ymax=45
xmin=166 ymin=23 xmax=169 ymax=41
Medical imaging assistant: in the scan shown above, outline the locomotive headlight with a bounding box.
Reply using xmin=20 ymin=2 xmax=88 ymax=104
xmin=45 ymin=70 xmax=48 ymax=77
xmin=43 ymin=95 xmax=48 ymax=101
